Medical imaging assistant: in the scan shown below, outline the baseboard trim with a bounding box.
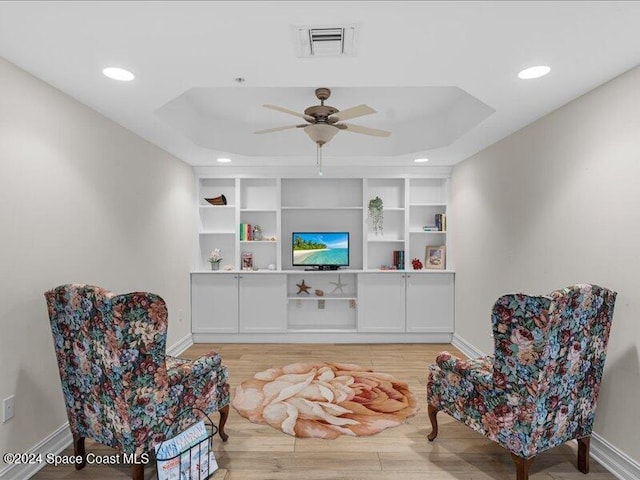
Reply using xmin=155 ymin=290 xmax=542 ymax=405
xmin=591 ymin=432 xmax=640 ymax=480
xmin=192 ymin=332 xmax=454 ymax=344
xmin=451 ymin=334 xmax=639 ymax=480
xmin=451 ymin=333 xmax=486 ymax=358
xmin=166 ymin=333 xmax=194 ymax=356
xmin=0 ymin=422 xmax=71 ymax=480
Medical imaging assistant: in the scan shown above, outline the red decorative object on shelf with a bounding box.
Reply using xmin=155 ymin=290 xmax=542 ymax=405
xmin=411 ymin=258 xmax=423 ymax=270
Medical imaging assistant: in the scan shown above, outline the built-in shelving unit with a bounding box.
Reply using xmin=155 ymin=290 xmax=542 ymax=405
xmin=192 ymin=172 xmax=453 ymax=343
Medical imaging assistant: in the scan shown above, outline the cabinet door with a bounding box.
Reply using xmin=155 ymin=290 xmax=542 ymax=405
xmin=191 ymin=274 xmax=239 ymax=333
xmin=239 ymin=274 xmax=287 ymax=332
xmin=357 ymin=273 xmax=406 ymax=332
xmin=406 ymin=273 xmax=454 ymax=333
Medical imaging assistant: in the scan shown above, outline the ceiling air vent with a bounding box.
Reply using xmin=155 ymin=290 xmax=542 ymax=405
xmin=292 ymin=25 xmax=356 ymax=58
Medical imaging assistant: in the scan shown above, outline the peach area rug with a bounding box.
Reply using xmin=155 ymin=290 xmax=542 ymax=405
xmin=232 ymin=362 xmax=418 ymax=439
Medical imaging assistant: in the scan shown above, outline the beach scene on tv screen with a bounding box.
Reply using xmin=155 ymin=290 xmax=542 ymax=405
xmin=293 ymin=233 xmax=349 ymax=265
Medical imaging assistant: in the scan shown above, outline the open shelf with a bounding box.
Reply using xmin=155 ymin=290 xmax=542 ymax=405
xmin=287 ymin=295 xmax=357 ymax=301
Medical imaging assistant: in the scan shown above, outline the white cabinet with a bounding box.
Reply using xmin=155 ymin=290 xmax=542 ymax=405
xmin=358 ymin=272 xmax=454 ymax=334
xmin=192 ymin=273 xmax=287 ymax=334
xmin=191 ymin=273 xmax=239 ymax=333
xmin=357 ymin=273 xmax=406 ymax=332
xmin=239 ymin=274 xmax=287 ymax=332
xmin=406 ymin=273 xmax=454 ymax=332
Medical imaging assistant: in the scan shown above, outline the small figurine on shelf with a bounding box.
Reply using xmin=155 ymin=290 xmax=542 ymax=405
xmin=208 ymin=248 xmax=223 ymax=270
xmin=252 ymin=225 xmax=263 ymax=241
xmin=411 ymin=258 xmax=423 ymax=270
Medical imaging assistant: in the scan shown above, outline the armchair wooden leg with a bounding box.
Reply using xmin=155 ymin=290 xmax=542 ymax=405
xmin=427 ymin=404 xmax=439 ymax=441
xmin=72 ymin=434 xmax=86 ymax=470
xmin=511 ymin=453 xmax=535 ymax=480
xmin=578 ymin=436 xmax=590 ymax=474
xmin=219 ymin=404 xmax=229 ymax=442
xmin=131 ymin=463 xmax=144 ymax=480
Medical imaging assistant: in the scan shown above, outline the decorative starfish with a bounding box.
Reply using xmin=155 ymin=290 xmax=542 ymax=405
xmin=329 ymin=275 xmax=348 ymax=294
xmin=296 ymin=279 xmax=311 ymax=295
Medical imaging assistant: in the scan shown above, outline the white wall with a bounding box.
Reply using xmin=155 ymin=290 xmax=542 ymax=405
xmin=0 ymin=57 xmax=195 ymax=464
xmin=452 ymin=65 xmax=640 ymax=463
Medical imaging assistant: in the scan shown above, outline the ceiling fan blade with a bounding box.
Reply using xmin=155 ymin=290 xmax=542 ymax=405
xmin=254 ymin=124 xmax=306 ymax=134
xmin=339 ymin=123 xmax=391 ymax=137
xmin=330 ymin=104 xmax=376 ymax=122
xmin=263 ymin=104 xmax=314 ymax=122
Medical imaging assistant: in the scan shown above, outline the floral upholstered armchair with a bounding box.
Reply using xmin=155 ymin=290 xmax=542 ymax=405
xmin=427 ymin=284 xmax=616 ymax=480
xmin=45 ymin=284 xmax=230 ymax=480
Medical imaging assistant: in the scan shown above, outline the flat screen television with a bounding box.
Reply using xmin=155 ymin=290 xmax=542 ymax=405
xmin=292 ymin=232 xmax=349 ymax=270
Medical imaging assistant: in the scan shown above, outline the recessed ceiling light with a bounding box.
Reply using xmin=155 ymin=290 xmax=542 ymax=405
xmin=102 ymin=67 xmax=135 ymax=81
xmin=216 ymin=157 xmax=232 ymax=163
xmin=414 ymin=158 xmax=429 ymax=163
xmin=518 ymin=65 xmax=551 ymax=80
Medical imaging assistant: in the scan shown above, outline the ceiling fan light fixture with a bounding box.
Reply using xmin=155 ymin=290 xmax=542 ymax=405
xmin=304 ymin=124 xmax=339 ymax=145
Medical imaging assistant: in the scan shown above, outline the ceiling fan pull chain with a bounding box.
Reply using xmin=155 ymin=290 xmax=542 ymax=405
xmin=317 ymin=143 xmax=324 ymax=176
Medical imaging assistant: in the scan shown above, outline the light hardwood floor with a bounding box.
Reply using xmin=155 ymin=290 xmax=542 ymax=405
xmin=34 ymin=343 xmax=615 ymax=480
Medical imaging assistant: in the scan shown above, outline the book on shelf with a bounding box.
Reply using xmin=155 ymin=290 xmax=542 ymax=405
xmin=393 ymin=250 xmax=405 ymax=270
xmin=239 ymin=223 xmax=252 ymax=241
xmin=423 ymin=225 xmax=439 ymax=231
xmin=434 ymin=214 xmax=447 ymax=232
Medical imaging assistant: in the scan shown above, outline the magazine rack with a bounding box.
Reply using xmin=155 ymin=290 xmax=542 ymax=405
xmin=155 ymin=408 xmax=219 ymax=480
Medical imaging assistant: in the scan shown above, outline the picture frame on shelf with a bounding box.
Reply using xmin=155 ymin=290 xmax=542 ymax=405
xmin=242 ymin=251 xmax=254 ymax=270
xmin=425 ymin=246 xmax=446 ymax=270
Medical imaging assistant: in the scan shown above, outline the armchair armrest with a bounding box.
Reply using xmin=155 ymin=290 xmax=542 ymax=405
xmin=167 ymin=351 xmax=224 ymax=386
xmin=434 ymin=351 xmax=494 ymax=389
xmin=435 ymin=351 xmax=465 ymax=372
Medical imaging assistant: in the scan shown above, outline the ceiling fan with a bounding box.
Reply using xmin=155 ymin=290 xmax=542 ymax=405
xmin=255 ymin=88 xmax=391 ymax=174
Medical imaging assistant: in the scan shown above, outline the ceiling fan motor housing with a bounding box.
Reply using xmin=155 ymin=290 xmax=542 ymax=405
xmin=304 ymin=87 xmax=339 ymax=123
xmin=304 ymin=104 xmax=339 ymax=122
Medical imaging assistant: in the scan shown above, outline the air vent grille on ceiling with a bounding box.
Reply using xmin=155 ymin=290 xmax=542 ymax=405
xmin=293 ymin=24 xmax=356 ymax=58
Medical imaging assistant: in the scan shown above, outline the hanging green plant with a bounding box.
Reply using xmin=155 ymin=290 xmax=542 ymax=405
xmin=368 ymin=196 xmax=384 ymax=235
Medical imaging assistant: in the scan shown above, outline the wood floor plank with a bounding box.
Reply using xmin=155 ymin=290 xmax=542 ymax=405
xmin=32 ymin=343 xmax=616 ymax=480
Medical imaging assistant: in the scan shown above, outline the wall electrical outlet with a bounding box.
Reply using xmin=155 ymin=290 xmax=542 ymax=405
xmin=3 ymin=395 xmax=15 ymax=422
